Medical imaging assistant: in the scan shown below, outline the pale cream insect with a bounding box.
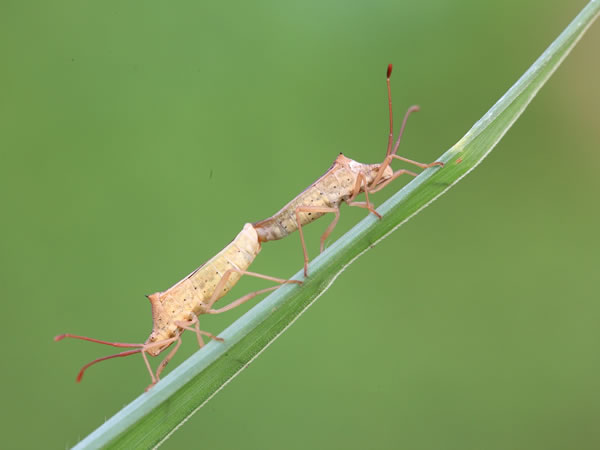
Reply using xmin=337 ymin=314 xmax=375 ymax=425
xmin=56 ymin=223 xmax=300 ymax=389
xmin=253 ymin=64 xmax=444 ymax=276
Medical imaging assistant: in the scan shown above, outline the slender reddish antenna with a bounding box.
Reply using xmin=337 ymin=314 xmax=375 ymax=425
xmin=76 ymin=349 xmax=142 ymax=382
xmin=386 ymin=64 xmax=394 ymax=157
xmin=55 ymin=333 xmax=146 ymax=382
xmin=391 ymin=105 xmax=420 ymax=156
xmin=55 ymin=333 xmax=143 ymax=349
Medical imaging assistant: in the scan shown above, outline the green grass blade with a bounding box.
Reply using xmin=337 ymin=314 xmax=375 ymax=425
xmin=73 ymin=1 xmax=600 ymax=448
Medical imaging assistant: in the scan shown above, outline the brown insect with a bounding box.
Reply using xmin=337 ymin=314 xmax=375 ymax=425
xmin=253 ymin=64 xmax=444 ymax=276
xmin=56 ymin=223 xmax=301 ymax=389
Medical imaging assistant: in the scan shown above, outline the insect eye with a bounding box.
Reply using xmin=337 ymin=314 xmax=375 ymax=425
xmin=150 ymin=336 xmax=156 ymax=342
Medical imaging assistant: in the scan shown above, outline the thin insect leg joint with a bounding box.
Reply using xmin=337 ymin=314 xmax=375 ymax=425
xmin=174 ymin=315 xmax=224 ymax=347
xmin=206 ymin=267 xmax=302 ymax=313
xmin=295 ymin=205 xmax=340 ymax=276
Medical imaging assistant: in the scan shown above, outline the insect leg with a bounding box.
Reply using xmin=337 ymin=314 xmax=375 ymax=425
xmin=371 ymin=154 xmax=394 ymax=188
xmin=347 ymin=173 xmax=381 ymax=219
xmin=153 ymin=336 xmax=183 ymax=383
xmin=391 ymin=154 xmax=444 ymax=169
xmin=174 ymin=319 xmax=204 ymax=347
xmin=206 ymin=268 xmax=301 ymax=314
xmin=208 ymin=286 xmax=281 ymax=314
xmin=175 ymin=316 xmax=224 ymax=348
xmin=138 ymin=335 xmax=179 ymax=388
xmin=240 ymin=270 xmax=303 ymax=285
xmin=295 ymin=206 xmax=339 ymax=276
xmin=368 ymin=169 xmax=418 ymax=194
xmin=141 ymin=350 xmax=157 ymax=386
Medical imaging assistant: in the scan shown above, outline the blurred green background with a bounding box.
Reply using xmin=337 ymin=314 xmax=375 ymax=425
xmin=1 ymin=0 xmax=599 ymax=449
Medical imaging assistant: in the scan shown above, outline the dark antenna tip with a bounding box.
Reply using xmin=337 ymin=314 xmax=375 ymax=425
xmin=387 ymin=64 xmax=393 ymax=79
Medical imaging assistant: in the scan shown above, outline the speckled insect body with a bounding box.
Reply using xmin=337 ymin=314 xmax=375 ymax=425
xmin=145 ymin=223 xmax=260 ymax=355
xmin=254 ymin=65 xmax=443 ymax=276
xmin=56 ymin=223 xmax=300 ymax=389
xmin=254 ymin=154 xmax=392 ymax=242
xmin=253 ymin=154 xmax=402 ymax=276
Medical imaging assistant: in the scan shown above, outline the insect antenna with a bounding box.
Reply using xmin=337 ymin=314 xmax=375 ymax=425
xmin=385 ymin=63 xmax=421 ymax=158
xmin=390 ymin=105 xmax=420 ymax=157
xmin=75 ymin=349 xmax=142 ymax=382
xmin=55 ymin=333 xmax=145 ymax=382
xmin=54 ymin=333 xmax=144 ymax=348
xmin=386 ymin=63 xmax=394 ymax=157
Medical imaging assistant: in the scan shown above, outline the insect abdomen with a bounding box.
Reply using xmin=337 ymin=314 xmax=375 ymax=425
xmin=190 ymin=223 xmax=260 ymax=306
xmin=254 ymin=185 xmax=333 ymax=242
xmin=149 ymin=224 xmax=261 ymax=331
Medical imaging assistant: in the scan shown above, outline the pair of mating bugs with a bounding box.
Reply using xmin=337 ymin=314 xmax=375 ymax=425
xmin=56 ymin=65 xmax=444 ymax=390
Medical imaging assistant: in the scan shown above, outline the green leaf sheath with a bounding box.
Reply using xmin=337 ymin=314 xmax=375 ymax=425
xmin=73 ymin=1 xmax=600 ymax=448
